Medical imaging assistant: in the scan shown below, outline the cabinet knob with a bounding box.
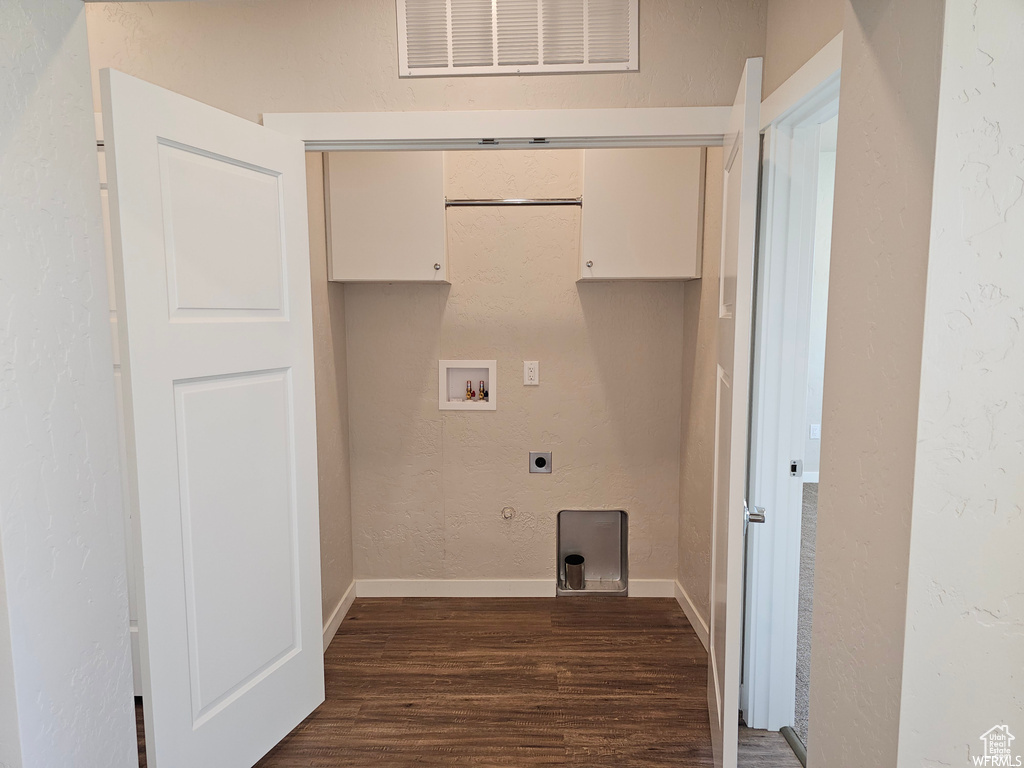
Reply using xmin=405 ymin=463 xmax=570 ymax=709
xmin=586 ymin=260 xmax=594 ymax=268
xmin=434 ymin=263 xmax=441 ymax=271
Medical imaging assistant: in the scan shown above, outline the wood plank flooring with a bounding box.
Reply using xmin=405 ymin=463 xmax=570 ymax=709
xmin=739 ymin=727 xmax=803 ymax=767
xmin=259 ymin=597 xmax=710 ymax=767
xmin=136 ymin=597 xmax=801 ymax=767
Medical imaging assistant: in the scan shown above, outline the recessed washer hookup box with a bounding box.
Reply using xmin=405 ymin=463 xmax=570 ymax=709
xmin=556 ymin=510 xmax=628 ymax=596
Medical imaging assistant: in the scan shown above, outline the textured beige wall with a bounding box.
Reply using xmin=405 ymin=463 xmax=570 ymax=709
xmin=305 ymin=153 xmax=354 ymax=617
xmin=84 ymin=0 xmax=766 ymax=121
xmin=677 ymin=146 xmax=723 ymax=626
xmin=808 ymin=1 xmax=944 ymax=766
xmin=763 ymin=0 xmax=843 ymax=96
xmin=345 ymin=150 xmax=684 ymax=581
xmin=897 ymin=1 xmax=1024 ymax=762
xmin=0 ymin=1 xmax=136 ymax=763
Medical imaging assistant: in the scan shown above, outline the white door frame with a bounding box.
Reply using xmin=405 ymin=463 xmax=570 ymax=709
xmin=262 ymin=107 xmax=729 ymax=150
xmin=265 ymin=103 xmax=763 ymax=748
xmin=740 ymin=65 xmax=841 ymax=730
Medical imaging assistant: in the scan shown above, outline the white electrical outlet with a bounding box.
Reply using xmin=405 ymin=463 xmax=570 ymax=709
xmin=810 ymin=423 xmax=822 ymax=440
xmin=524 ymin=361 xmax=539 ymax=386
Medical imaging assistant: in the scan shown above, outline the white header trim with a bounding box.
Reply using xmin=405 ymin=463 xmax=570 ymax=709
xmin=262 ymin=107 xmax=730 ymax=151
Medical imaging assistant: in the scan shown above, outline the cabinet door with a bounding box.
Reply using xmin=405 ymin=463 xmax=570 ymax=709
xmin=580 ymin=147 xmax=705 ymax=280
xmin=326 ymin=151 xmax=447 ymax=282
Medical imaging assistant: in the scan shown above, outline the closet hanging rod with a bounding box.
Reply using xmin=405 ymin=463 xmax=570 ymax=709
xmin=444 ymin=197 xmax=583 ymax=207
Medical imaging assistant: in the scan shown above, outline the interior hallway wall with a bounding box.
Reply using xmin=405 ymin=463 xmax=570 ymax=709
xmin=808 ymin=0 xmax=945 ymax=765
xmin=897 ymin=0 xmax=1024 ymax=762
xmin=305 ymin=153 xmax=354 ymax=625
xmin=677 ymin=146 xmax=723 ymax=632
xmin=0 ymin=1 xmax=137 ymax=765
xmin=345 ymin=150 xmax=684 ymax=583
xmin=84 ymin=0 xmax=767 ymax=120
xmin=763 ymin=0 xmax=844 ymax=97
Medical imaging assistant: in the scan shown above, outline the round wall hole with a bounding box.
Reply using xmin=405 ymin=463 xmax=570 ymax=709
xmin=534 ymin=456 xmax=547 ymax=468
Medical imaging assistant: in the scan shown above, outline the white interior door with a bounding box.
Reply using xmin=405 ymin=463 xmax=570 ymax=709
xmin=708 ymin=58 xmax=762 ymax=768
xmin=100 ymin=69 xmax=324 ymax=768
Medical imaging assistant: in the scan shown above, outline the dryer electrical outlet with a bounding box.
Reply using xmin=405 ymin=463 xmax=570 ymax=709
xmin=529 ymin=451 xmax=552 ymax=473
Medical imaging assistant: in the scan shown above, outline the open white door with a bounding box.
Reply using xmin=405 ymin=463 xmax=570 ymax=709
xmin=100 ymin=70 xmax=323 ymax=767
xmin=708 ymin=58 xmax=762 ymax=768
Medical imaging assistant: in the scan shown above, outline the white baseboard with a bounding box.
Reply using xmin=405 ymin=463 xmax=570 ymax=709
xmin=354 ymin=578 xmax=678 ymax=599
xmin=674 ymin=580 xmax=710 ymax=652
xmin=355 ymin=579 xmax=556 ymax=598
xmin=803 ymin=471 xmax=820 ymax=484
xmin=628 ymin=579 xmax=676 ymax=597
xmin=322 ymin=580 xmax=356 ymax=652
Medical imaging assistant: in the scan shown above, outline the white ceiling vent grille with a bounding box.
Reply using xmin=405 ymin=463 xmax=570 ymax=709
xmin=397 ymin=0 xmax=637 ymax=77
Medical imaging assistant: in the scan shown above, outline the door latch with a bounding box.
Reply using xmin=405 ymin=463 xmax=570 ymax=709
xmin=744 ymin=503 xmax=766 ymax=524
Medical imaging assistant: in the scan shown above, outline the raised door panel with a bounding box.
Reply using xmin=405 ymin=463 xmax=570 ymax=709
xmin=326 ymin=150 xmax=447 ymax=282
xmin=159 ymin=144 xmax=286 ymax=315
xmin=172 ymin=370 xmax=299 ymax=725
xmin=580 ymin=147 xmax=705 ymax=280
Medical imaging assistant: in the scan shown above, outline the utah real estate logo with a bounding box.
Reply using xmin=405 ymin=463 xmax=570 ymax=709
xmin=974 ymin=725 xmax=1021 ymax=767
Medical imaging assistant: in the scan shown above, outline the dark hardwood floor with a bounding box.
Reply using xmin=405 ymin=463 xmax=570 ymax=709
xmin=136 ymin=597 xmax=801 ymax=767
xmin=259 ymin=597 xmax=710 ymax=767
xmin=739 ymin=727 xmax=803 ymax=767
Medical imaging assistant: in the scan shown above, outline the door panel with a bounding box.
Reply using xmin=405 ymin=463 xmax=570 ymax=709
xmin=100 ymin=69 xmax=323 ymax=768
xmin=159 ymin=143 xmax=286 ymax=315
xmin=174 ymin=370 xmax=299 ymax=723
xmin=708 ymin=58 xmax=762 ymax=768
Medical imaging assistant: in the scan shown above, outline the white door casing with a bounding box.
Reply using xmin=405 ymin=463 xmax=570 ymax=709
xmin=708 ymin=58 xmax=762 ymax=768
xmin=743 ymin=77 xmax=840 ymax=731
xmin=100 ymin=69 xmax=324 ymax=767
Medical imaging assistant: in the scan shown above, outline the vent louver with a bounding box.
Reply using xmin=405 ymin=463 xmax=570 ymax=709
xmin=397 ymin=0 xmax=637 ymax=76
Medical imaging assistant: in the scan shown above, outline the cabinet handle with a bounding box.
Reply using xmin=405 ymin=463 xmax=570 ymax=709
xmin=586 ymin=260 xmax=594 ymax=268
xmin=434 ymin=263 xmax=441 ymax=270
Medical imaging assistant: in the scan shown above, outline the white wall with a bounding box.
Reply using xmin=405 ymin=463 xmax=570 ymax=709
xmin=305 ymin=153 xmax=355 ymax=628
xmin=803 ymin=125 xmax=836 ymax=480
xmin=84 ymin=0 xmax=767 ymax=120
xmin=0 ymin=1 xmax=137 ymax=765
xmin=678 ymin=146 xmax=723 ymax=632
xmin=83 ymin=0 xmax=767 ymax=602
xmin=897 ymin=0 xmax=1024 ymax=762
xmin=346 ymin=150 xmax=684 ymax=585
xmin=808 ymin=0 xmax=945 ymax=765
xmin=763 ymin=0 xmax=844 ymax=97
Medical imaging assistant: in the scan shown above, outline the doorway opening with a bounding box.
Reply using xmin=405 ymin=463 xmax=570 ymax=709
xmin=794 ymin=113 xmax=836 ymax=746
xmin=741 ymin=73 xmax=840 ymax=763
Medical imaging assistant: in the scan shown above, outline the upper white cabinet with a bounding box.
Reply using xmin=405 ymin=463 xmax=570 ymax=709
xmin=325 ymin=151 xmax=447 ymax=282
xmin=580 ymin=147 xmax=705 ymax=280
